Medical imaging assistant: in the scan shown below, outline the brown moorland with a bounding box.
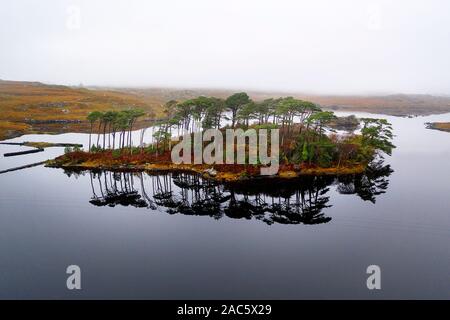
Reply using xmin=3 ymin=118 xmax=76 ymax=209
xmin=114 ymin=87 xmax=450 ymax=117
xmin=2 ymin=79 xmax=450 ymax=140
xmin=0 ymin=80 xmax=164 ymax=140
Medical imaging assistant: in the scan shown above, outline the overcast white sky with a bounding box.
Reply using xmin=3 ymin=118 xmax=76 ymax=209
xmin=1 ymin=0 xmax=449 ymax=94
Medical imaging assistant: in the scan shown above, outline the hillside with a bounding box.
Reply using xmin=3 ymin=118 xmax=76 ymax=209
xmin=0 ymin=80 xmax=164 ymax=140
xmin=296 ymin=94 xmax=450 ymax=117
xmin=115 ymin=88 xmax=450 ymax=117
xmin=2 ymin=80 xmax=450 ymax=140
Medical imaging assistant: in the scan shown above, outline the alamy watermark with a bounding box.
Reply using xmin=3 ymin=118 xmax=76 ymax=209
xmin=366 ymin=265 xmax=381 ymax=290
xmin=366 ymin=3 xmax=382 ymax=31
xmin=66 ymin=5 xmax=81 ymax=30
xmin=171 ymin=128 xmax=280 ymax=175
xmin=66 ymin=265 xmax=81 ymax=290
xmin=64 ymin=263 xmax=382 ymax=292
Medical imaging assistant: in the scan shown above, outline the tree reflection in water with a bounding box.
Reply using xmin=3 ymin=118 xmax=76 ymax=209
xmin=63 ymin=162 xmax=393 ymax=226
xmin=336 ymin=160 xmax=393 ymax=203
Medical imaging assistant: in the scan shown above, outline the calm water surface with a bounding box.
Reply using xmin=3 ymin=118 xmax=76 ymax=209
xmin=1 ymin=112 xmax=450 ymax=299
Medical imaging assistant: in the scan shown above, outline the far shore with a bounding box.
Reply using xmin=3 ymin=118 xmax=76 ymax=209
xmin=426 ymin=122 xmax=450 ymax=133
xmin=2 ymin=79 xmax=450 ymax=141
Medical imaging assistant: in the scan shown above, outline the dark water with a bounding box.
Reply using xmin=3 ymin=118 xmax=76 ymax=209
xmin=1 ymin=112 xmax=450 ymax=299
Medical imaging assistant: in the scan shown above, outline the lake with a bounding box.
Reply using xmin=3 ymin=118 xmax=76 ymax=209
xmin=1 ymin=111 xmax=450 ymax=299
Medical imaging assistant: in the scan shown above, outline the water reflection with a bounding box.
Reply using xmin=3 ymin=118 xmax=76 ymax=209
xmin=63 ymin=162 xmax=393 ymax=225
xmin=335 ymin=160 xmax=393 ymax=203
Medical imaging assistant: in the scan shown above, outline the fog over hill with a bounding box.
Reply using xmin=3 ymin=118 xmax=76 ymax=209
xmin=100 ymin=85 xmax=450 ymax=116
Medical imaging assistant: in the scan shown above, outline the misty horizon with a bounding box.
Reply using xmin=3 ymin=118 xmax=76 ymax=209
xmin=3 ymin=78 xmax=449 ymax=98
xmin=1 ymin=0 xmax=450 ymax=95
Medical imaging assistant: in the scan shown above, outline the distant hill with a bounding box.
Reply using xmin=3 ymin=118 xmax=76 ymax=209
xmin=1 ymin=79 xmax=450 ymax=140
xmin=0 ymin=80 xmax=164 ymax=139
xmin=110 ymin=87 xmax=450 ymax=116
xmin=293 ymin=93 xmax=450 ymax=117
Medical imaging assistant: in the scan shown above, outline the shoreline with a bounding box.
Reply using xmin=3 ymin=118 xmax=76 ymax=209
xmin=46 ymin=159 xmax=367 ymax=182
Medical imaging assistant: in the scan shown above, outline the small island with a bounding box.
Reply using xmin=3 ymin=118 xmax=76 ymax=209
xmin=47 ymin=93 xmax=395 ymax=182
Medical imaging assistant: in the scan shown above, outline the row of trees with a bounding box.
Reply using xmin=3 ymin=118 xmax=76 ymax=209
xmin=153 ymin=93 xmax=339 ymax=148
xmin=87 ymin=109 xmax=147 ymax=152
xmin=157 ymin=92 xmax=326 ymax=133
